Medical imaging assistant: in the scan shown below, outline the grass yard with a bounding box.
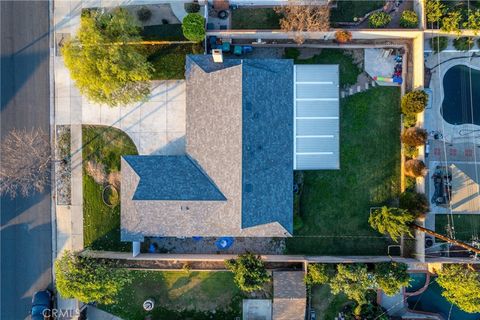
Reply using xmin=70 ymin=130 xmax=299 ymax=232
xmin=287 ymin=87 xmax=401 ymax=255
xmin=83 ymin=125 xmax=138 ymax=251
xmin=146 ymin=43 xmax=203 ymax=80
xmin=330 ymin=0 xmax=385 ymax=24
xmin=101 ymin=271 xmax=243 ymax=320
xmin=138 ymin=24 xmax=203 ymax=80
xmin=231 ymin=7 xmax=282 ymax=29
xmin=140 ymin=24 xmax=186 ymax=41
xmin=294 ymin=49 xmax=362 ymax=88
xmin=311 ymin=285 xmax=351 ymax=320
xmin=435 ymin=214 xmax=480 ymax=242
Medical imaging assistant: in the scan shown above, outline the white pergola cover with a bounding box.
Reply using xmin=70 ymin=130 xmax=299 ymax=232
xmin=293 ymin=65 xmax=340 ymax=170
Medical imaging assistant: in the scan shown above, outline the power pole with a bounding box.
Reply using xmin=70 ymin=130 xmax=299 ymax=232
xmin=413 ymin=224 xmax=480 ymax=255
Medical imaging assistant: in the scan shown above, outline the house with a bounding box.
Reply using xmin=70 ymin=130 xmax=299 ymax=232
xmin=121 ymin=55 xmax=339 ymax=250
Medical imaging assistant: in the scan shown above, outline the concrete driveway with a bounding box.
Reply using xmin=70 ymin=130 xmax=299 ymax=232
xmin=55 ymin=78 xmax=186 ymax=156
xmin=81 ymin=80 xmax=186 ymax=155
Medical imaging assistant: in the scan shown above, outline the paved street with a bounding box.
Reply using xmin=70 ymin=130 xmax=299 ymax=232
xmin=1 ymin=1 xmax=52 ymax=319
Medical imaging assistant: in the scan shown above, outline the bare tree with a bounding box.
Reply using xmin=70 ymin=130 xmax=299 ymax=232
xmin=275 ymin=0 xmax=330 ymax=44
xmin=1 ymin=128 xmax=51 ymax=198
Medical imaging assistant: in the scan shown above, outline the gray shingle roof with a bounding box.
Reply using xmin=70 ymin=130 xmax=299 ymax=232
xmin=121 ymin=55 xmax=294 ymax=239
xmin=123 ymin=155 xmax=226 ymax=201
xmin=241 ymin=59 xmax=294 ymax=232
xmin=273 ymin=271 xmax=307 ymax=320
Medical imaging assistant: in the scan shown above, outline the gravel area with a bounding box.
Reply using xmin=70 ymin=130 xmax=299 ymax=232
xmin=55 ymin=125 xmax=71 ymax=205
xmin=143 ymin=237 xmax=286 ymax=255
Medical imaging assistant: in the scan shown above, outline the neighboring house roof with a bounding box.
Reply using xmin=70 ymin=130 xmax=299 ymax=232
xmin=121 ymin=55 xmax=294 ymax=241
xmin=272 ymin=271 xmax=307 ymax=320
xmin=123 ymin=155 xmax=225 ymax=201
xmin=450 ymin=163 xmax=480 ymax=214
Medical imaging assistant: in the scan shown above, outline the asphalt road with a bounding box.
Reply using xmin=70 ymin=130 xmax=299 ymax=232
xmin=1 ymin=1 xmax=52 ymax=319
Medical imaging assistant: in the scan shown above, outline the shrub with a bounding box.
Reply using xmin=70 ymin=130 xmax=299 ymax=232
xmin=402 ymin=127 xmax=428 ymax=147
xmin=55 ymin=251 xmax=132 ymax=304
xmin=441 ymin=10 xmax=462 ymax=34
xmin=426 ymin=0 xmax=445 ymax=26
xmin=403 ymin=113 xmax=417 ymax=128
xmin=430 ymin=36 xmax=449 ymax=53
xmin=369 ymin=207 xmax=416 ymax=241
xmin=453 ymin=37 xmax=474 ymax=51
xmin=401 ymin=90 xmax=428 ymax=114
xmin=225 ymin=253 xmax=270 ymax=292
xmin=335 ymin=30 xmax=352 ymax=43
xmin=284 ymin=47 xmax=300 ymax=60
xmin=375 ymin=262 xmax=410 ymax=296
xmin=184 ymin=2 xmax=201 ymax=13
xmin=463 ymin=9 xmax=480 ymax=34
xmin=85 ymin=160 xmax=106 ymax=185
xmin=305 ymin=264 xmax=334 ymax=286
xmin=436 ymin=264 xmax=480 ymax=313
xmin=369 ymin=12 xmax=392 ymax=28
xmin=400 ymin=10 xmax=418 ymax=28
xmin=182 ymin=13 xmax=206 ymax=42
xmin=137 ymin=6 xmax=152 ymax=22
xmin=405 ymin=176 xmax=416 ymax=191
xmin=404 ymin=145 xmax=419 ymax=158
xmin=400 ymin=190 xmax=429 ymax=217
xmin=405 ymin=159 xmax=427 ymax=177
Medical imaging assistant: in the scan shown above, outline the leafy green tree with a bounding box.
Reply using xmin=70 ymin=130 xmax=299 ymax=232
xmin=441 ymin=10 xmax=462 ymax=34
xmin=400 ymin=10 xmax=419 ymax=28
xmin=426 ymin=0 xmax=445 ymax=27
xmin=399 ymin=190 xmax=429 ymax=217
xmin=401 ymin=90 xmax=428 ymax=114
xmin=368 ymin=12 xmax=392 ymax=28
xmin=369 ymin=207 xmax=416 ymax=241
xmin=182 ymin=13 xmax=206 ymax=42
xmin=62 ymin=8 xmax=152 ymax=106
xmin=330 ymin=264 xmax=375 ymax=316
xmin=436 ymin=264 xmax=480 ymax=313
xmin=374 ymin=262 xmax=410 ymax=296
xmin=305 ymin=264 xmax=334 ymax=286
xmin=430 ymin=36 xmax=449 ymax=53
xmin=55 ymin=251 xmax=132 ymax=304
xmin=464 ymin=9 xmax=480 ymax=34
xmin=453 ymin=37 xmax=474 ymax=51
xmin=225 ymin=253 xmax=270 ymax=292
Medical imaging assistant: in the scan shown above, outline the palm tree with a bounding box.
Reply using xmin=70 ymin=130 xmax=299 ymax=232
xmin=368 ymin=206 xmax=416 ymax=241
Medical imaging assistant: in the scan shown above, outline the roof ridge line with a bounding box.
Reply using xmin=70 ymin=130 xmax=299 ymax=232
xmin=185 ymin=155 xmax=227 ymax=201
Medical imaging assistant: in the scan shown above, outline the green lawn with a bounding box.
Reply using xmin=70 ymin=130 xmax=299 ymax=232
xmin=101 ymin=271 xmax=243 ymax=320
xmin=139 ymin=24 xmax=203 ymax=80
xmin=286 ymin=87 xmax=401 ymax=255
xmin=83 ymin=125 xmax=138 ymax=251
xmin=140 ymin=24 xmax=186 ymax=41
xmin=147 ymin=43 xmax=203 ymax=80
xmin=435 ymin=214 xmax=480 ymax=242
xmin=294 ymin=49 xmax=362 ymax=87
xmin=231 ymin=7 xmax=282 ymax=29
xmin=311 ymin=285 xmax=351 ymax=320
xmin=330 ymin=0 xmax=385 ymax=24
